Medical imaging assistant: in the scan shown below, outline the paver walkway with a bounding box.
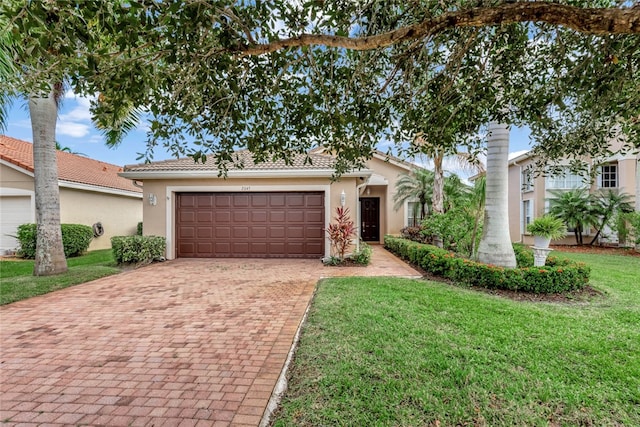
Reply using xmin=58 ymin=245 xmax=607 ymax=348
xmin=0 ymin=247 xmax=419 ymax=426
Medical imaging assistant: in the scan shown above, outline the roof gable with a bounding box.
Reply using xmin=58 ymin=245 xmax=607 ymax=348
xmin=124 ymin=150 xmax=340 ymax=173
xmin=0 ymin=135 xmax=141 ymax=194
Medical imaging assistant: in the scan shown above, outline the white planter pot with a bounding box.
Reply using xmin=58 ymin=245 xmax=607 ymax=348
xmin=533 ymin=235 xmax=551 ymax=248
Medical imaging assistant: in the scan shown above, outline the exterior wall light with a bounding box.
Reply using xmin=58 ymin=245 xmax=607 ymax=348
xmin=340 ymin=190 xmax=346 ymax=206
xmin=148 ymin=193 xmax=157 ymax=206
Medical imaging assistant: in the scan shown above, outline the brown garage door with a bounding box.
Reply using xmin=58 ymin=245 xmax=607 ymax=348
xmin=176 ymin=192 xmax=325 ymax=258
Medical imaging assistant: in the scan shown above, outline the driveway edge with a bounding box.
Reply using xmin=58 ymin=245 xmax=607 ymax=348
xmin=259 ymin=282 xmax=319 ymax=427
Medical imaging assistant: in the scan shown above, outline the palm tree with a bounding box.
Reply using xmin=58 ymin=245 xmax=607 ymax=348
xmin=442 ymin=173 xmax=471 ymax=212
xmin=414 ymin=138 xmax=485 ymax=215
xmin=548 ymin=188 xmax=597 ymax=245
xmin=589 ymin=189 xmax=634 ymax=245
xmin=2 ymin=8 xmax=139 ymax=275
xmin=55 ymin=141 xmax=86 ymax=156
xmin=476 ymin=122 xmax=517 ymax=267
xmin=393 ymin=169 xmax=434 ymax=225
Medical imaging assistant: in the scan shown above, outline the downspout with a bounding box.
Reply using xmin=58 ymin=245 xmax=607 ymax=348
xmin=355 ymin=179 xmax=369 ymax=252
xmin=132 ymin=180 xmax=143 ymax=189
xmin=512 ymin=160 xmax=524 ymax=243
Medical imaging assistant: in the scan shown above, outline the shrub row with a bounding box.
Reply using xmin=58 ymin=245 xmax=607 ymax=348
xmin=384 ymin=236 xmax=590 ymax=294
xmin=16 ymin=223 xmax=93 ymax=258
xmin=111 ymin=235 xmax=166 ymax=265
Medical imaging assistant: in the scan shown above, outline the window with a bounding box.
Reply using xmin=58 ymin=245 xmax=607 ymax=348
xmin=407 ymin=202 xmax=419 ymax=227
xmin=546 ymin=167 xmax=588 ymax=189
xmin=521 ymin=167 xmax=534 ymax=192
xmin=598 ymin=163 xmax=618 ymax=188
xmin=522 ymin=200 xmax=533 ymax=234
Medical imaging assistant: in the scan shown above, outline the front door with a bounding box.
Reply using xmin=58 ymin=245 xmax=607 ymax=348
xmin=360 ymin=197 xmax=380 ymax=242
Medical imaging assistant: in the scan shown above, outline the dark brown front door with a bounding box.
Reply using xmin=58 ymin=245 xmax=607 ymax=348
xmin=360 ymin=197 xmax=380 ymax=242
xmin=176 ymin=192 xmax=324 ymax=258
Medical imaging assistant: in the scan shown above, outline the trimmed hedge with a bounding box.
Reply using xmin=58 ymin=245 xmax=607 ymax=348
xmin=16 ymin=223 xmax=93 ymax=258
xmin=111 ymin=235 xmax=166 ymax=265
xmin=384 ymin=236 xmax=590 ymax=294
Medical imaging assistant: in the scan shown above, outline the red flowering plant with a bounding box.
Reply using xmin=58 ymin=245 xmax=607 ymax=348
xmin=325 ymin=207 xmax=357 ymax=263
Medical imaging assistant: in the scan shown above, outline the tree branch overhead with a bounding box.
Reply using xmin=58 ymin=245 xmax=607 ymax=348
xmin=239 ymin=2 xmax=640 ymax=56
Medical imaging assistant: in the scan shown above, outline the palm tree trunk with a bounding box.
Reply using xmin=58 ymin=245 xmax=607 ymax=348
xmin=476 ymin=122 xmax=516 ymax=268
xmin=29 ymin=86 xmax=68 ymax=276
xmin=432 ymin=154 xmax=444 ymax=215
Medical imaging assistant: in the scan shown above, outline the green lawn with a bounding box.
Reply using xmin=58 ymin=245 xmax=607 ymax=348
xmin=0 ymin=249 xmax=121 ymax=305
xmin=271 ymin=251 xmax=640 ymax=426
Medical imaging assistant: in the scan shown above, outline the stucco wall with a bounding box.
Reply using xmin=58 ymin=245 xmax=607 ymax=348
xmin=364 ymin=156 xmax=412 ymax=240
xmin=1 ymin=163 xmax=34 ymax=191
xmin=1 ymin=163 xmax=142 ymax=252
xmin=140 ymin=177 xmax=359 ymax=259
xmin=60 ymin=188 xmax=142 ymax=251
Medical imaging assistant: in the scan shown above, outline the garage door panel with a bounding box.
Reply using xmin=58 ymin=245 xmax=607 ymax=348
xmin=307 ymin=228 xmax=324 ymax=238
xmin=306 ymin=210 xmax=323 ymax=222
xmin=215 ymin=227 xmax=230 ymax=238
xmin=251 ymin=227 xmax=267 ymax=238
xmin=269 ymin=227 xmax=285 ymax=238
xmin=179 ymin=226 xmax=195 ymax=238
xmin=269 ymin=211 xmax=285 ymax=222
xmin=176 ymin=192 xmax=324 ymax=258
xmin=196 ymin=212 xmax=212 ymax=222
xmin=287 ymin=211 xmax=304 ymax=222
xmin=287 ymin=226 xmax=304 ymax=238
xmin=287 ymin=195 xmax=304 ymax=206
xmin=234 ymin=211 xmax=249 ymax=222
xmin=215 ymin=211 xmax=231 ymax=222
xmin=179 ymin=211 xmax=196 ymax=222
xmin=251 ymin=211 xmax=267 ymax=222
xmin=306 ymin=194 xmax=323 ymax=206
xmin=268 ymin=242 xmax=286 ymax=254
xmin=197 ymin=196 xmax=213 ymax=207
xmin=216 ymin=196 xmax=231 ymax=207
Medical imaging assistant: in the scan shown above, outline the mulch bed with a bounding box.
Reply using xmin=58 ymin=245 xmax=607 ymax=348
xmin=551 ymin=244 xmax=640 ymax=258
xmin=405 ymin=257 xmax=607 ymax=305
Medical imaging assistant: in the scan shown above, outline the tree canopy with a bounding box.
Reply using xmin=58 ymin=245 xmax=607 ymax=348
xmin=2 ymin=1 xmax=639 ymax=172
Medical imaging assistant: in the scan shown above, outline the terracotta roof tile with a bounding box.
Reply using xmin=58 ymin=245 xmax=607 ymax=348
xmin=123 ymin=150 xmax=337 ymax=172
xmin=0 ymin=135 xmax=141 ymax=193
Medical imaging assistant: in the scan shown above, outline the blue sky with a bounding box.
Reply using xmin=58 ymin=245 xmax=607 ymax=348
xmin=3 ymin=92 xmax=534 ymax=167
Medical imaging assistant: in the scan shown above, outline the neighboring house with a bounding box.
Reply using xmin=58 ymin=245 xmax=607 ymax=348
xmin=508 ymin=142 xmax=639 ymax=245
xmin=0 ymin=135 xmax=143 ymax=254
xmin=119 ymin=149 xmax=419 ymax=259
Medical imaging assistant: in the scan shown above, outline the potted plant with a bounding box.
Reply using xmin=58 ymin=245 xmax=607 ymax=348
xmin=527 ymin=215 xmax=567 ymax=248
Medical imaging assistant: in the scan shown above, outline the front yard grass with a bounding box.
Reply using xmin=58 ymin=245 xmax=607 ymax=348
xmin=271 ymin=251 xmax=640 ymax=426
xmin=0 ymin=249 xmax=120 ymax=305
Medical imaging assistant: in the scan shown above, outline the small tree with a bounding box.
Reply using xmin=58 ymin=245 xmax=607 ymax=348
xmin=393 ymin=169 xmax=433 ymax=225
xmin=325 ymin=207 xmax=357 ymax=262
xmin=589 ymin=190 xmax=633 ymax=245
xmin=549 ymin=189 xmax=598 ymax=245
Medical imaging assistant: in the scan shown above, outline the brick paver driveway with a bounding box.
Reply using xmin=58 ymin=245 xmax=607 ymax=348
xmin=0 ymin=248 xmax=419 ymax=426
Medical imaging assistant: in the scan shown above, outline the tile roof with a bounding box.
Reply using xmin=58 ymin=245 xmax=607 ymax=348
xmin=123 ymin=150 xmax=337 ymax=172
xmin=0 ymin=135 xmax=142 ymax=194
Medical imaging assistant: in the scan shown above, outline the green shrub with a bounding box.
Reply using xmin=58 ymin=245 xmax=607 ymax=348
xmin=16 ymin=223 xmax=93 ymax=259
xmin=513 ymin=243 xmax=534 ymax=267
xmin=420 ymin=208 xmax=478 ymax=254
xmin=350 ymin=242 xmax=373 ymax=266
xmin=384 ymin=236 xmax=590 ymax=294
xmin=111 ymin=235 xmax=166 ymax=265
xmin=137 ymin=222 xmax=143 ymax=236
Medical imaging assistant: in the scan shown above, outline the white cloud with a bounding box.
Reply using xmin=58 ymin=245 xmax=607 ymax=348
xmin=136 ymin=120 xmax=151 ymax=132
xmin=56 ymin=121 xmax=90 ymax=138
xmin=59 ymin=94 xmax=94 ymax=122
xmin=86 ymin=134 xmax=104 ymax=144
